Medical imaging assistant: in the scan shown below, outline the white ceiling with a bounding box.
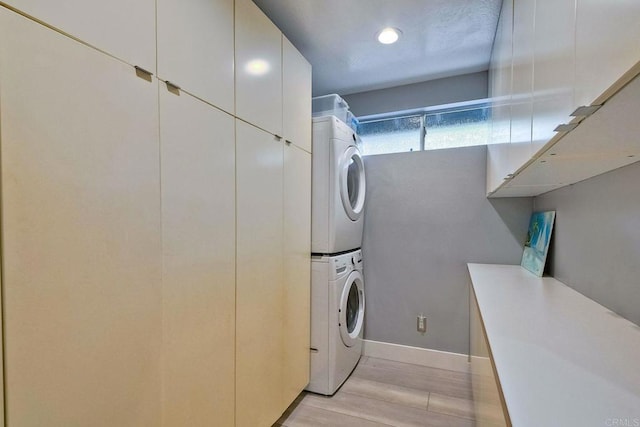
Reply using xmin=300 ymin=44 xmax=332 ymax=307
xmin=253 ymin=0 xmax=502 ymax=96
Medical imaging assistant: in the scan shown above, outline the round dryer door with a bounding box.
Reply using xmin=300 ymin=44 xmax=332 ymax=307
xmin=339 ymin=270 xmax=365 ymax=347
xmin=339 ymin=146 xmax=366 ymax=221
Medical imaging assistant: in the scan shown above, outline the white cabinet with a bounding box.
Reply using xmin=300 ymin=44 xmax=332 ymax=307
xmin=282 ymin=143 xmax=312 ymax=407
xmin=283 ymin=36 xmax=312 ymax=152
xmin=488 ymin=0 xmax=512 ymax=147
xmin=469 ymin=263 xmax=640 ymax=424
xmin=4 ymin=0 xmax=155 ymax=71
xmin=235 ymin=0 xmax=283 ymax=136
xmin=500 ymin=72 xmax=640 ymax=197
xmin=486 ymin=143 xmax=510 ymax=195
xmin=574 ymin=0 xmax=640 ymax=107
xmin=235 ymin=120 xmax=285 ymax=427
xmin=159 ymin=87 xmax=236 ymax=426
xmin=235 ymin=110 xmax=311 ymax=427
xmin=235 ymin=7 xmax=312 ymax=420
xmin=282 ymin=37 xmax=313 ymax=401
xmin=235 ymin=4 xmax=311 ymax=148
xmin=487 ymin=0 xmax=640 ymax=197
xmin=510 ymin=0 xmax=534 ymax=152
xmin=0 ymin=9 xmax=161 ymax=426
xmin=532 ymin=0 xmax=576 ymax=156
xmin=494 ymin=0 xmax=536 ymax=195
xmin=157 ymin=0 xmax=234 ymax=113
xmin=0 ymin=3 xmax=312 ymax=425
xmin=470 ymin=289 xmax=509 ymax=427
xmin=486 ymin=0 xmax=513 ymax=194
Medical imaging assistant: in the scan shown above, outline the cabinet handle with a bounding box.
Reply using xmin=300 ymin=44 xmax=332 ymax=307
xmin=274 ymin=134 xmax=283 ymax=141
xmin=134 ymin=66 xmax=153 ymax=81
xmin=570 ymin=105 xmax=602 ymax=117
xmin=553 ymin=123 xmax=578 ymax=132
xmin=165 ymin=81 xmax=181 ymax=95
xmin=285 ymin=139 xmax=292 ymax=145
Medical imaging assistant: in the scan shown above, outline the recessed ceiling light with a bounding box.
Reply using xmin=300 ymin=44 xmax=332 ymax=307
xmin=377 ymin=27 xmax=401 ymax=45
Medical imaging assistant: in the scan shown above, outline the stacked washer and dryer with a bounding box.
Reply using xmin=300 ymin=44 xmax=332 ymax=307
xmin=306 ymin=97 xmax=367 ymax=396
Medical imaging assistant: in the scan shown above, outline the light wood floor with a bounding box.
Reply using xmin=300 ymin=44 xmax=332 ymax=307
xmin=274 ymin=357 xmax=475 ymax=427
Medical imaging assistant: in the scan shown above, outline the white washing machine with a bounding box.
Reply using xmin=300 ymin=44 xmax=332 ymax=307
xmin=306 ymin=249 xmax=365 ymax=395
xmin=312 ymin=115 xmax=366 ymax=254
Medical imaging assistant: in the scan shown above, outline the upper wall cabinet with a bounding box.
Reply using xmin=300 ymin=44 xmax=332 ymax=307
xmin=486 ymin=143 xmax=510 ymax=195
xmin=0 ymin=9 xmax=162 ymax=425
xmin=235 ymin=0 xmax=283 ymax=136
xmin=508 ymin=0 xmax=536 ymax=186
xmin=4 ymin=0 xmax=155 ymax=72
xmin=488 ymin=0 xmax=512 ymax=146
xmin=157 ymin=0 xmax=234 ymax=114
xmin=532 ymin=0 xmax=575 ymax=155
xmin=283 ymin=36 xmax=312 ymax=152
xmin=497 ymin=72 xmax=640 ymax=198
xmin=486 ymin=0 xmax=513 ymax=194
xmin=510 ymin=0 xmax=534 ymax=148
xmin=487 ymin=0 xmax=640 ymax=197
xmin=574 ymin=0 xmax=640 ymax=107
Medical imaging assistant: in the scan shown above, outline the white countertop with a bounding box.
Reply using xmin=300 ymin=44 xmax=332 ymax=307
xmin=467 ymin=263 xmax=640 ymax=427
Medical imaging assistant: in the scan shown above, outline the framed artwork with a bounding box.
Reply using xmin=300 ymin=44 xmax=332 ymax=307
xmin=521 ymin=211 xmax=556 ymax=277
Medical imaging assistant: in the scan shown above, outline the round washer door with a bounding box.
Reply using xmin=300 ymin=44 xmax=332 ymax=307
xmin=339 ymin=146 xmax=366 ymax=221
xmin=339 ymin=270 xmax=365 ymax=347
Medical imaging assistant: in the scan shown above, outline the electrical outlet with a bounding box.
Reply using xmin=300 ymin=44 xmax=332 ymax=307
xmin=417 ymin=314 xmax=427 ymax=334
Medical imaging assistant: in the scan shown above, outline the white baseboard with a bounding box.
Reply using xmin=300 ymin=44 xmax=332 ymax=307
xmin=362 ymin=339 xmax=470 ymax=373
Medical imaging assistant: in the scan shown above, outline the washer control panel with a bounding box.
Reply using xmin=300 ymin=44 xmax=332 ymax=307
xmin=351 ymin=251 xmax=363 ymax=270
xmin=329 ymin=250 xmax=363 ymax=279
xmin=331 ymin=256 xmax=350 ymax=277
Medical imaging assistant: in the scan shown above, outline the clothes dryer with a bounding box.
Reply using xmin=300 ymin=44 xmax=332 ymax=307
xmin=307 ymin=249 xmax=365 ymax=395
xmin=312 ymin=116 xmax=366 ymax=254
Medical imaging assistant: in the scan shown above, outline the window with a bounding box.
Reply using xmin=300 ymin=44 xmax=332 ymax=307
xmin=358 ymin=101 xmax=491 ymax=156
xmin=358 ymin=115 xmax=422 ymax=156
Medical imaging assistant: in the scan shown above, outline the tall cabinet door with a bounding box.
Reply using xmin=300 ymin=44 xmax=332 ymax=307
xmin=486 ymin=0 xmax=513 ymax=194
xmin=235 ymin=0 xmax=283 ymax=136
xmin=157 ymin=0 xmax=234 ymax=113
xmin=575 ymin=0 xmax=640 ymax=107
xmin=510 ymin=0 xmax=535 ymax=162
xmin=0 ymin=9 xmax=162 ymax=426
xmin=235 ymin=120 xmax=284 ymax=427
xmin=283 ymin=36 xmax=312 ymax=153
xmin=282 ymin=143 xmax=312 ymax=408
xmin=532 ymin=0 xmax=576 ymax=151
xmin=489 ymin=0 xmax=512 ymax=146
xmin=159 ymin=87 xmax=236 ymax=426
xmin=4 ymin=0 xmax=155 ymax=71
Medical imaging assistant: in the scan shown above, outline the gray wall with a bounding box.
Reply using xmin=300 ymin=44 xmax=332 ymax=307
xmin=534 ymin=161 xmax=640 ymax=326
xmin=362 ymin=145 xmax=532 ymax=354
xmin=342 ymin=71 xmax=488 ymax=117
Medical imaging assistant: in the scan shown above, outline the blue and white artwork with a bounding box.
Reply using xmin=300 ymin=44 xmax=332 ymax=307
xmin=521 ymin=211 xmax=556 ymax=277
